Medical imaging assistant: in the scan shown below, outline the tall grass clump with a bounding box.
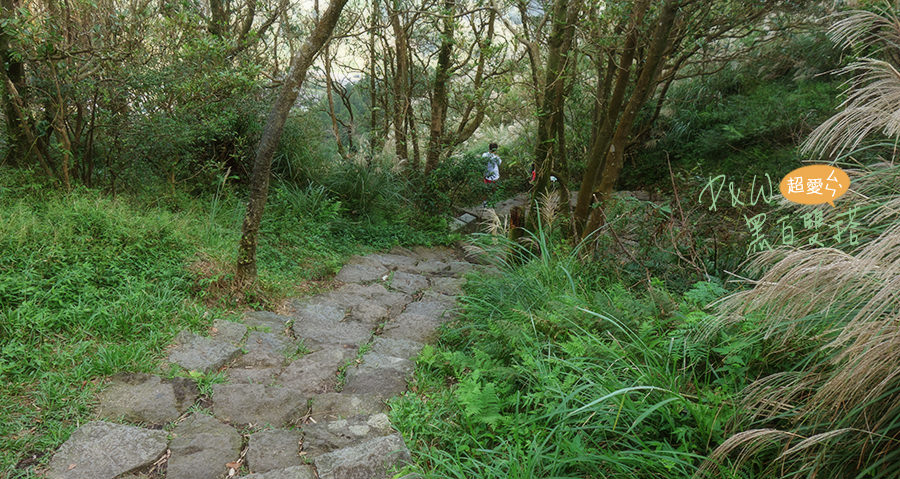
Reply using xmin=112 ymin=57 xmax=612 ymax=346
xmin=391 ymin=195 xmax=759 ymax=478
xmin=0 ymin=177 xmax=208 ymax=473
xmin=699 ymin=6 xmax=900 ymax=478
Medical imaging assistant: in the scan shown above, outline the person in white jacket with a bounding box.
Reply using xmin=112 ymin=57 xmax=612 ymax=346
xmin=481 ymin=142 xmax=501 ymax=207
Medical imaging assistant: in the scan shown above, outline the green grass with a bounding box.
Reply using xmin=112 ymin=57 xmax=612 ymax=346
xmin=390 ymin=230 xmax=770 ymax=478
xmin=0 ymin=168 xmax=455 ymax=477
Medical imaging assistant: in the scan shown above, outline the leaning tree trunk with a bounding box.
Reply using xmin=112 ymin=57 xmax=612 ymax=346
xmin=235 ymin=0 xmax=349 ymax=285
xmin=424 ymin=0 xmax=456 ymax=175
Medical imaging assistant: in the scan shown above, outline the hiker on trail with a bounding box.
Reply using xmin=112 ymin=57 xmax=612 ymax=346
xmin=482 ymin=142 xmax=501 ymax=207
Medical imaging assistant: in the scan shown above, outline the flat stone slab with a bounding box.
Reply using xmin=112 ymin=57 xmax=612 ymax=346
xmin=292 ymin=316 xmax=371 ymax=350
xmin=317 ymin=284 xmax=411 ymax=317
xmin=381 ymin=313 xmax=442 ymax=343
xmin=357 ymin=353 xmax=414 ymax=374
xmin=227 ymin=366 xmax=283 ymax=385
xmin=447 ymin=260 xmax=476 ymax=275
xmin=46 ymin=421 xmax=167 ymax=479
xmin=368 ymin=337 xmax=424 ymax=360
xmin=403 ymin=299 xmax=452 ymax=320
xmin=278 ymin=348 xmax=354 ymax=394
xmin=342 ymin=358 xmax=411 ymax=400
xmin=314 ymin=434 xmax=411 ymax=479
xmin=412 ymin=246 xmax=456 ymax=262
xmin=211 ymin=319 xmax=247 ymax=344
xmin=96 ymin=373 xmax=198 ymax=426
xmin=167 ymin=413 xmax=241 ymax=479
xmin=242 ymin=465 xmax=317 ymax=479
xmin=408 ymin=259 xmax=452 ymax=276
xmin=389 ymin=271 xmax=429 ymax=294
xmin=309 ymin=393 xmax=386 ymax=421
xmin=244 ymin=311 xmax=292 ymax=332
xmin=234 ymin=331 xmax=296 ymax=368
xmin=302 ymin=413 xmax=394 ymax=457
xmin=349 ymin=302 xmax=388 ymax=324
xmin=368 ymin=253 xmax=418 ymax=270
xmin=335 ymin=263 xmax=388 ymax=283
xmin=429 ymin=277 xmax=464 ymax=296
xmin=248 ymin=429 xmax=303 ymax=474
xmin=212 ymin=383 xmax=307 ymax=427
xmin=168 ymin=330 xmax=241 ymax=373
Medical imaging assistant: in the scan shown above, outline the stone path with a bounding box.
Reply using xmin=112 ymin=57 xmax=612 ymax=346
xmin=46 ymin=246 xmax=478 ymax=479
xmin=450 ymin=190 xmax=653 ymax=233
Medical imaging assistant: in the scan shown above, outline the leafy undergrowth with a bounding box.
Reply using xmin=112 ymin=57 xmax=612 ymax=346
xmin=390 ymin=233 xmax=776 ymax=478
xmin=0 ymin=170 xmax=454 ymax=476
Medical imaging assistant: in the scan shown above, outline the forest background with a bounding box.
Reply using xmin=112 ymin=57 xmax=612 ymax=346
xmin=2 ymin=0 xmax=900 ymax=477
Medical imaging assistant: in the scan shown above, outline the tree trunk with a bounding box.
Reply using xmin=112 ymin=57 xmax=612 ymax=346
xmin=235 ymin=0 xmax=349 ymax=285
xmin=389 ymin=3 xmax=409 ymax=166
xmin=572 ymin=0 xmax=650 ymax=236
xmin=323 ymin=41 xmax=346 ymax=158
xmin=1 ymin=0 xmax=27 ymax=166
xmin=424 ymin=0 xmax=456 ymax=175
xmin=368 ymin=0 xmax=380 ymax=159
xmin=579 ymin=0 xmax=677 ymax=239
xmin=531 ymin=0 xmax=580 ymax=197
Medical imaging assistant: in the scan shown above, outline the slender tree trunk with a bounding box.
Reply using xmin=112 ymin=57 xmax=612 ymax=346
xmin=389 ymin=3 xmax=409 ymax=166
xmin=579 ymin=0 xmax=677 ymax=238
xmin=1 ymin=0 xmax=27 ymax=167
xmin=368 ymin=0 xmax=379 ymax=159
xmin=573 ymin=0 xmax=649 ymax=236
xmin=424 ymin=0 xmax=456 ymax=174
xmin=408 ymin=97 xmax=420 ymax=169
xmin=323 ymin=41 xmax=346 ymax=157
xmin=532 ymin=0 xmax=580 ymax=197
xmin=235 ymin=0 xmax=349 ymax=285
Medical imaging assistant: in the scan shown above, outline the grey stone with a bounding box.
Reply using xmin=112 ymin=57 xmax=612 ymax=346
xmin=227 ymin=366 xmax=283 ymax=385
xmin=335 ymin=263 xmax=388 ymax=283
xmin=168 ymin=330 xmax=241 ymax=373
xmin=248 ymin=429 xmax=302 ymax=474
xmin=405 ymin=259 xmax=451 ymax=276
xmin=403 ymin=300 xmax=451 ymax=320
xmin=301 ymin=413 xmax=394 ymax=457
xmin=46 ymin=421 xmax=167 ymax=479
xmin=357 ymin=353 xmax=414 ymax=375
xmin=292 ymin=315 xmax=371 ymax=350
xmin=234 ymin=331 xmax=295 ymax=368
xmin=212 ymin=383 xmax=306 ymax=427
xmin=167 ymin=413 xmax=241 ymax=479
xmin=211 ymin=319 xmax=247 ymax=344
xmin=389 ymin=271 xmax=429 ymax=294
xmin=459 ymin=213 xmax=477 ymax=223
xmin=242 ymin=465 xmax=317 ymax=479
xmin=368 ymin=337 xmax=424 ymax=360
xmin=309 ymin=393 xmax=386 ymax=421
xmin=96 ymin=373 xmax=198 ymax=426
xmin=294 ymin=302 xmax=346 ymax=323
xmin=429 ymin=277 xmax=464 ymax=296
xmin=447 ymin=261 xmax=476 ymax=275
xmin=368 ymin=253 xmax=418 ymax=270
xmin=244 ymin=311 xmax=292 ymax=332
xmin=412 ymin=246 xmax=456 ymax=262
xmin=420 ymin=290 xmax=457 ymax=306
xmin=349 ymin=302 xmax=388 ymax=324
xmin=323 ymin=283 xmax=410 ymax=316
xmin=313 ymin=434 xmax=411 ymax=479
xmin=449 ymin=217 xmax=468 ymax=231
xmin=278 ymin=348 xmax=353 ymax=394
xmin=342 ymin=362 xmax=410 ymax=400
xmin=381 ymin=313 xmax=442 ymax=343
